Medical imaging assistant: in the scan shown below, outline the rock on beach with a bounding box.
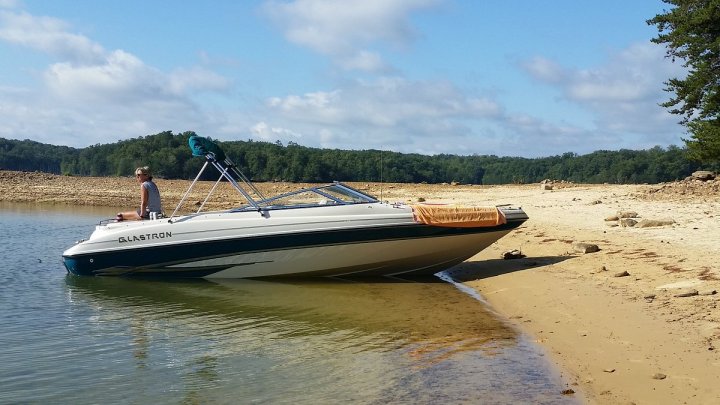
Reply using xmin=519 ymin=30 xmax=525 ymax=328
xmin=573 ymin=242 xmax=600 ymax=254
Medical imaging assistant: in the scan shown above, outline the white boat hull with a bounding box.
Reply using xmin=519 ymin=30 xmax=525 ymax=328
xmin=181 ymin=230 xmax=514 ymax=278
xmin=63 ymin=203 xmax=526 ymax=278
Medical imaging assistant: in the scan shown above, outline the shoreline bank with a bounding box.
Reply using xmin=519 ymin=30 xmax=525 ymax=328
xmin=2 ymin=170 xmax=719 ymax=403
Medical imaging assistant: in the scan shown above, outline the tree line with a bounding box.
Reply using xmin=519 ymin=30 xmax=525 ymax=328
xmin=0 ymin=131 xmax=713 ymax=184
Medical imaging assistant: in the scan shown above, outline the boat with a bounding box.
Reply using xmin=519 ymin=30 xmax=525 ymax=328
xmin=62 ymin=135 xmax=528 ymax=278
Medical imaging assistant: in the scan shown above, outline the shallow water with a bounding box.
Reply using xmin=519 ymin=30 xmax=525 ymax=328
xmin=0 ymin=202 xmax=580 ymax=404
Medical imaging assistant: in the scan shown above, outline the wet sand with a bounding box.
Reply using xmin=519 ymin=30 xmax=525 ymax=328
xmin=2 ymin=170 xmax=719 ymax=403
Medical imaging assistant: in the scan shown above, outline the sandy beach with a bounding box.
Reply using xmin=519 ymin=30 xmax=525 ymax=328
xmin=2 ymin=170 xmax=719 ymax=404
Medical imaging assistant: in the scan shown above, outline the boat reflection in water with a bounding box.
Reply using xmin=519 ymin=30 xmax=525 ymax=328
xmin=64 ymin=276 xmax=577 ymax=404
xmin=66 ymin=275 xmax=516 ymax=359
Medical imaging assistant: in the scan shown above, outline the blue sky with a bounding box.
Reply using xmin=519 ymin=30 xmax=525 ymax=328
xmin=0 ymin=0 xmax=686 ymax=157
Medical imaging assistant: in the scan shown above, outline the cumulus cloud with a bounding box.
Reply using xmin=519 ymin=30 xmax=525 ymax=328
xmin=251 ymin=121 xmax=303 ymax=142
xmin=0 ymin=10 xmax=105 ymax=63
xmin=338 ymin=50 xmax=389 ymax=72
xmin=521 ymin=56 xmax=566 ymax=84
xmin=247 ymin=77 xmax=509 ymax=153
xmin=41 ymin=50 xmax=232 ymax=106
xmin=268 ymin=78 xmax=501 ymax=122
xmin=262 ymin=0 xmax=439 ymax=72
xmin=0 ymin=7 xmax=235 ymax=146
xmin=0 ymin=0 xmax=20 ymax=9
xmin=520 ymin=42 xmax=686 ymax=147
xmin=44 ymin=51 xmax=159 ymax=101
xmin=247 ymin=52 xmax=683 ymax=157
xmin=168 ymin=67 xmax=232 ymax=95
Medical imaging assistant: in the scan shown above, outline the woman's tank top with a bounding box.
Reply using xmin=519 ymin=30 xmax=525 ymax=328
xmin=142 ymin=180 xmax=162 ymax=213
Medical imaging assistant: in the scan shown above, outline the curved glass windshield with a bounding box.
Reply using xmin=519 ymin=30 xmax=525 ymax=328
xmin=232 ymin=183 xmax=378 ymax=211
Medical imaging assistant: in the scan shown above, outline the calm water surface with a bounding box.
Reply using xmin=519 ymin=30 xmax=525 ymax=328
xmin=0 ymin=202 xmax=580 ymax=404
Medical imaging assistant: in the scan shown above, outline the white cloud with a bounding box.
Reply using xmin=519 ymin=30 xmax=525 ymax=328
xmin=0 ymin=0 xmax=20 ymax=9
xmin=520 ymin=42 xmax=686 ymax=147
xmin=251 ymin=121 xmax=302 ymax=142
xmin=521 ymin=56 xmax=566 ymax=84
xmin=245 ymin=57 xmax=684 ymax=157
xmin=44 ymin=50 xmax=162 ymax=102
xmin=168 ymin=67 xmax=232 ymax=95
xmin=245 ymin=77 xmax=511 ymax=153
xmin=265 ymin=78 xmax=502 ymax=127
xmin=0 ymin=7 xmax=235 ymax=146
xmin=503 ymin=113 xmax=594 ymax=151
xmin=0 ymin=10 xmax=105 ymax=63
xmin=269 ymin=90 xmax=338 ymax=111
xmin=42 ymin=51 xmax=233 ymax=105
xmin=262 ymin=0 xmax=440 ymax=71
xmin=338 ymin=50 xmax=389 ymax=72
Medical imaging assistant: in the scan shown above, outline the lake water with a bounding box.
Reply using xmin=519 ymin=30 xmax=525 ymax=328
xmin=0 ymin=202 xmax=580 ymax=404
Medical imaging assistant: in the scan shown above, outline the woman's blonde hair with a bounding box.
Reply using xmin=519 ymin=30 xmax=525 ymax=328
xmin=135 ymin=166 xmax=152 ymax=179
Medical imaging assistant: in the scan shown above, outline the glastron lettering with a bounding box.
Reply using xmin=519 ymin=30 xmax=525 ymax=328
xmin=118 ymin=231 xmax=172 ymax=244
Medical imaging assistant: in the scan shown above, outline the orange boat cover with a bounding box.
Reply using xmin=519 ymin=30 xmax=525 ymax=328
xmin=411 ymin=204 xmax=506 ymax=228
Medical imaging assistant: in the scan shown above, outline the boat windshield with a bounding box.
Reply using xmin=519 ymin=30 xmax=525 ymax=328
xmin=232 ymin=183 xmax=378 ymax=211
xmin=173 ymin=136 xmax=381 ymax=217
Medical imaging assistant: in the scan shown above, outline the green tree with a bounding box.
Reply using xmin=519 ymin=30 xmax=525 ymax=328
xmin=0 ymin=132 xmax=705 ymax=184
xmin=647 ymin=0 xmax=720 ymax=165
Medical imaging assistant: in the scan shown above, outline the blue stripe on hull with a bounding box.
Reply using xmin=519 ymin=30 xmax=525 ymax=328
xmin=63 ymin=220 xmax=524 ymax=278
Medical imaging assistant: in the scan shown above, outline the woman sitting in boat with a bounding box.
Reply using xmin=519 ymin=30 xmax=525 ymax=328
xmin=116 ymin=166 xmax=163 ymax=221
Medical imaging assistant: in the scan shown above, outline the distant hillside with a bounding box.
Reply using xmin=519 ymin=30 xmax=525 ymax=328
xmin=0 ymin=131 xmax=707 ymax=184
